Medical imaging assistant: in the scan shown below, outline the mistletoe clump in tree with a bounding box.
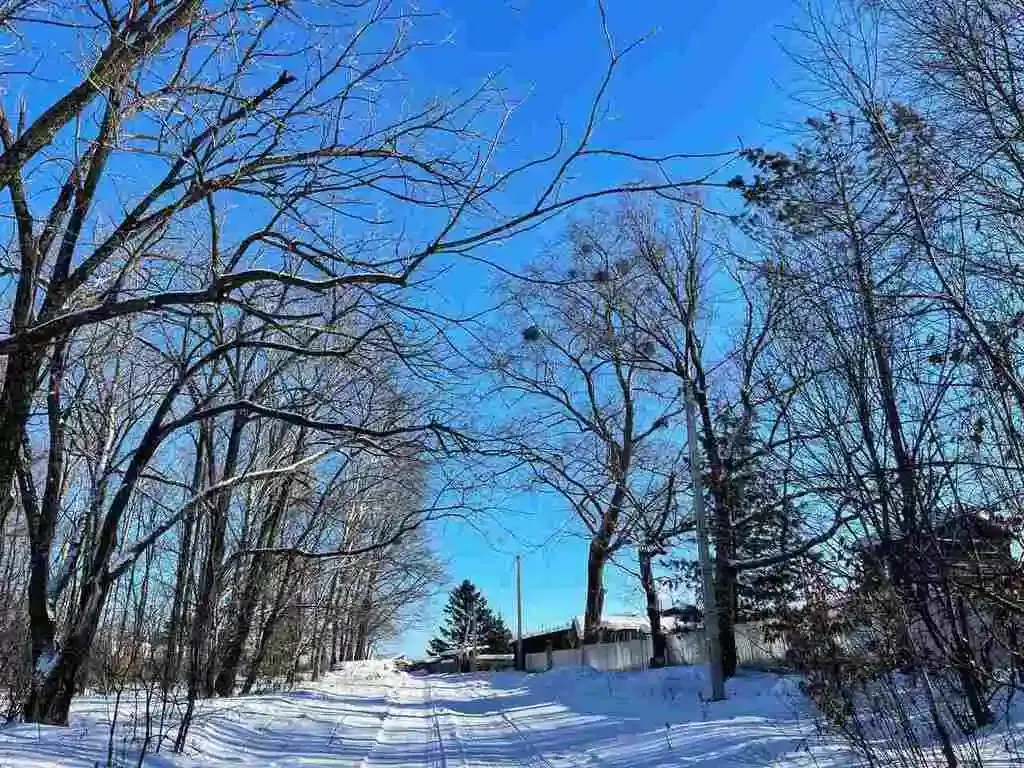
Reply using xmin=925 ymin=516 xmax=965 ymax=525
xmin=428 ymin=580 xmax=512 ymax=658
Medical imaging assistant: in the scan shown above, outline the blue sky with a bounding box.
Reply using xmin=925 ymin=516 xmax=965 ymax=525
xmin=392 ymin=0 xmax=810 ymax=657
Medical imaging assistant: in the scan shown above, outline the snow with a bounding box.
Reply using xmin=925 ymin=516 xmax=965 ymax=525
xmin=0 ymin=660 xmax=1021 ymax=766
xmin=34 ymin=651 xmax=60 ymax=679
xmin=583 ymin=614 xmax=696 ymax=633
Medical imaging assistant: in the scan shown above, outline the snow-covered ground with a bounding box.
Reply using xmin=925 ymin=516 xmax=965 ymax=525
xmin=0 ymin=661 xmax=1020 ymax=766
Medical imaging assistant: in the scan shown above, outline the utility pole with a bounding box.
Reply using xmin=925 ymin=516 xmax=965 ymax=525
xmin=515 ymin=555 xmax=524 ymax=671
xmin=685 ymin=380 xmax=725 ymax=700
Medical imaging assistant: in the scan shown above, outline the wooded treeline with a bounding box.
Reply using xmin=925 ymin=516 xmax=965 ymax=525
xmin=0 ymin=0 xmax=709 ymax=743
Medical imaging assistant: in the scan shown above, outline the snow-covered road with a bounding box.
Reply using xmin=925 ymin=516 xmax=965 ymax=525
xmin=0 ymin=661 xmax=836 ymax=766
xmin=5 ymin=659 xmax=1024 ymax=766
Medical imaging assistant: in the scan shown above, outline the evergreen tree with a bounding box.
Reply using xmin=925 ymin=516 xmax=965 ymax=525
xmin=719 ymin=410 xmax=806 ymax=620
xmin=480 ymin=607 xmax=513 ymax=653
xmin=670 ymin=408 xmax=807 ymax=622
xmin=427 ymin=580 xmax=512 ymax=657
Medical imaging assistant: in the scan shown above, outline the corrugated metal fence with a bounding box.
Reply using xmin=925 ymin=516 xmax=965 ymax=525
xmin=524 ymin=621 xmax=788 ymax=673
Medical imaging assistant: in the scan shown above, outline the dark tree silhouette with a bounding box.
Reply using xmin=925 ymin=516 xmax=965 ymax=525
xmin=428 ymin=580 xmax=511 ymax=659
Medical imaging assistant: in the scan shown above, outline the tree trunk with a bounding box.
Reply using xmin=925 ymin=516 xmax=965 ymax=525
xmin=0 ymin=350 xmax=43 ymax=538
xmin=212 ymin=559 xmax=264 ymax=697
xmin=714 ymin=557 xmax=738 ymax=678
xmin=25 ymin=570 xmax=112 ymax=724
xmin=240 ymin=559 xmax=298 ymax=695
xmin=583 ymin=539 xmax=609 ymax=644
xmin=638 ymin=545 xmax=667 ymax=667
xmin=331 ymin=609 xmax=341 ymax=669
xmin=163 ymin=434 xmax=205 ymax=694
xmin=353 ymin=561 xmax=381 ymax=662
xmin=22 ymin=655 xmax=77 ymax=725
xmin=213 ymin=431 xmax=300 ymax=696
xmin=583 ymin=481 xmax=627 ymax=644
xmin=190 ymin=411 xmax=245 ymax=699
xmin=176 ymin=414 xmax=245 ymax=750
xmin=24 ymin=537 xmax=60 ymax=721
xmin=23 ymin=341 xmax=74 ymax=723
xmin=212 ymin=520 xmax=284 ymax=695
xmin=710 ymin=473 xmax=738 ymax=679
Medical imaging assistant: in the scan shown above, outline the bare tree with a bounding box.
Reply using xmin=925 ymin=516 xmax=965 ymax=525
xmin=730 ymin=3 xmax=1024 ymax=750
xmin=628 ymin=469 xmax=692 ymax=666
xmin=601 ymin=200 xmax=841 ymax=678
xmin=483 ymin=214 xmax=682 ymax=643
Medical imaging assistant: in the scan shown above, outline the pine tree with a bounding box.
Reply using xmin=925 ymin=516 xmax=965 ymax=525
xmin=719 ymin=410 xmax=806 ymax=621
xmin=479 ymin=606 xmax=513 ymax=653
xmin=670 ymin=408 xmax=806 ymax=622
xmin=427 ymin=580 xmax=511 ymax=657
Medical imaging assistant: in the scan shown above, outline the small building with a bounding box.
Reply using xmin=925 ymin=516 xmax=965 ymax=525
xmin=520 ymin=620 xmax=581 ymax=656
xmin=662 ymin=604 xmax=703 ymax=627
xmin=425 ymin=645 xmax=512 ymax=673
xmin=585 ymin=614 xmax=698 ymax=641
xmin=520 ymin=613 xmax=695 ymax=657
xmin=473 ymin=653 xmax=516 ymax=672
xmin=411 ymin=656 xmax=457 ymax=674
xmin=859 ymin=511 xmax=1014 ymax=589
xmin=585 ymin=614 xmax=654 ymax=643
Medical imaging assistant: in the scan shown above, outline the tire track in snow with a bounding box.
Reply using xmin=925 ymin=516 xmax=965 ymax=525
xmin=425 ymin=679 xmax=447 ymax=768
xmin=425 ymin=678 xmax=471 ymax=767
xmin=357 ymin=673 xmax=406 ymax=767
xmin=498 ymin=710 xmax=556 ymax=768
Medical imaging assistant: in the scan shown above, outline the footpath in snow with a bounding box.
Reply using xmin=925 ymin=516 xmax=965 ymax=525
xmin=0 ymin=660 xmax=1019 ymax=766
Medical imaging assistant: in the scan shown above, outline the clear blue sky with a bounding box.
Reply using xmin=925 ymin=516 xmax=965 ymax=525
xmin=389 ymin=0 xmax=809 ymax=657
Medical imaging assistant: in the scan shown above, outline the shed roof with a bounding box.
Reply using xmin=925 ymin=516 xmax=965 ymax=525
xmin=579 ymin=614 xmax=694 ymax=633
xmin=857 ymin=511 xmax=1012 ymax=554
xmin=520 ymin=614 xmax=692 ymax=640
xmin=520 ymin=620 xmax=578 ymax=641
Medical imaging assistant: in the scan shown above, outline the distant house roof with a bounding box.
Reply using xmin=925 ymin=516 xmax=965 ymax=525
xmin=574 ymin=614 xmax=697 ymax=633
xmin=575 ymin=614 xmax=645 ymax=632
xmin=662 ymin=604 xmax=702 ymax=621
xmin=436 ymin=644 xmax=490 ymax=659
xmin=520 ymin=620 xmax=578 ymax=642
xmin=858 ymin=511 xmax=1013 ymax=554
xmin=521 ymin=614 xmax=695 ymax=640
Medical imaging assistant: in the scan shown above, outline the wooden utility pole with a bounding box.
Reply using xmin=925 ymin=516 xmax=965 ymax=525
xmin=515 ymin=555 xmax=524 ymax=670
xmin=685 ymin=380 xmax=725 ymax=700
